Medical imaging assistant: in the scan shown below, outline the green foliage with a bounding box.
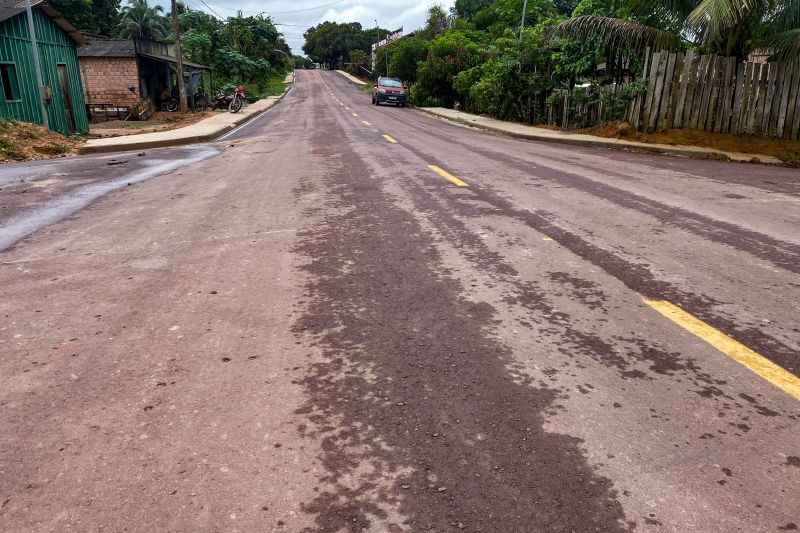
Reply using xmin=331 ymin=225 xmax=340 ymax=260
xmin=347 ymin=50 xmax=370 ymax=76
xmin=293 ymin=55 xmax=314 ymax=69
xmin=451 ymin=0 xmax=495 ymax=20
xmin=119 ymin=0 xmax=167 ymax=39
xmin=601 ymin=79 xmax=647 ymax=119
xmin=472 ymin=0 xmax=555 ymax=35
xmin=212 ymin=49 xmax=272 ymax=82
xmin=418 ymin=5 xmax=450 ymax=40
xmin=414 ymin=30 xmax=483 ymax=107
xmin=384 ymin=38 xmax=429 ymax=82
xmin=51 ymin=0 xmax=120 ymax=37
xmin=177 ymin=9 xmax=289 ymax=87
xmin=303 ymin=22 xmax=388 ymax=68
xmin=551 ymin=0 xmax=800 ymax=59
xmin=453 ymin=28 xmax=554 ymax=121
xmin=181 ymin=29 xmax=213 ymax=66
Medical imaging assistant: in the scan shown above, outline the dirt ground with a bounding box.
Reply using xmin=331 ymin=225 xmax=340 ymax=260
xmin=577 ymin=120 xmax=800 ymax=165
xmin=0 ymin=120 xmax=83 ymax=162
xmin=89 ymin=110 xmax=218 ymax=138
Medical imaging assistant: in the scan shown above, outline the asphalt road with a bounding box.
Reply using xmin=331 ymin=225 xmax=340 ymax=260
xmin=1 ymin=69 xmax=798 ymax=532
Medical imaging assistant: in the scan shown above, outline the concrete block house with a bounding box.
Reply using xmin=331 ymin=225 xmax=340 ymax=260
xmin=0 ymin=0 xmax=88 ymax=133
xmin=78 ymin=35 xmax=209 ymax=121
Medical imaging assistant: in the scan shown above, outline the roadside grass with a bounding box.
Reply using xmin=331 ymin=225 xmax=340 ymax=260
xmin=217 ymin=72 xmax=293 ymax=101
xmin=361 ymin=83 xmax=374 ymax=93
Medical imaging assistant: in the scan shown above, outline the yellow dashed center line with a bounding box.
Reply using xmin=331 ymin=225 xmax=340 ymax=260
xmin=382 ymin=134 xmax=398 ymax=143
xmin=362 ymin=120 xmax=372 ymax=126
xmin=645 ymin=300 xmax=800 ymax=400
xmin=542 ymin=237 xmax=553 ymax=241
xmin=428 ymin=165 xmax=468 ymax=187
xmin=352 ymin=112 xmax=358 ymax=117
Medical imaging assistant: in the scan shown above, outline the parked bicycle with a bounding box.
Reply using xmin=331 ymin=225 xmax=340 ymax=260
xmin=193 ymin=86 xmax=211 ymax=111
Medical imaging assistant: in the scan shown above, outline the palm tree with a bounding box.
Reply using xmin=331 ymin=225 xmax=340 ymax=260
xmin=548 ymin=0 xmax=800 ymax=61
xmin=119 ymin=0 xmax=168 ymax=40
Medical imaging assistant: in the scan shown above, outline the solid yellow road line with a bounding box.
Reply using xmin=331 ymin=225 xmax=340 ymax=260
xmin=645 ymin=300 xmax=800 ymax=400
xmin=428 ymin=165 xmax=468 ymax=187
xmin=382 ymin=134 xmax=398 ymax=143
xmin=362 ymin=120 xmax=372 ymax=126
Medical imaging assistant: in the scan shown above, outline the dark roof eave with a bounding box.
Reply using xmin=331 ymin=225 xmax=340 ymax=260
xmin=137 ymin=52 xmax=210 ymax=71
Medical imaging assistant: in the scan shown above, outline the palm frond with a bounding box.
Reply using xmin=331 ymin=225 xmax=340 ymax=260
xmin=628 ymin=0 xmax=699 ymax=25
xmin=768 ymin=0 xmax=800 ymax=32
xmin=545 ymin=16 xmax=682 ymax=52
xmin=760 ymin=28 xmax=800 ymax=62
xmin=686 ymin=0 xmax=760 ymax=38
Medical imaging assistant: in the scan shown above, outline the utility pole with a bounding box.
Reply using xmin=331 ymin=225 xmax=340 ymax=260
xmin=519 ymin=0 xmax=528 ymax=39
xmin=171 ymin=0 xmax=187 ymax=112
xmin=372 ymin=19 xmax=378 ymax=72
xmin=24 ymin=0 xmax=48 ymax=129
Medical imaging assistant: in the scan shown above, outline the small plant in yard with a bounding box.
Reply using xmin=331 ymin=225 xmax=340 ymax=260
xmin=781 ymin=149 xmax=800 ymax=168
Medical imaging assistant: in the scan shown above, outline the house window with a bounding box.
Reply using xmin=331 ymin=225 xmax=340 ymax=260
xmin=0 ymin=63 xmax=21 ymax=101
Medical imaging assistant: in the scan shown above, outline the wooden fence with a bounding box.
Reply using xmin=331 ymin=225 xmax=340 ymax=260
xmin=633 ymin=51 xmax=800 ymax=140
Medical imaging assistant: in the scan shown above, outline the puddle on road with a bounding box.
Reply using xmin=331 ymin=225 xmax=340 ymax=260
xmin=0 ymin=147 xmax=218 ymax=252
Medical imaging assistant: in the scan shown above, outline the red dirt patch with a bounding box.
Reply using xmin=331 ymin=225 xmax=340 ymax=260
xmin=577 ymin=121 xmax=800 ymax=166
xmin=0 ymin=120 xmax=83 ymax=163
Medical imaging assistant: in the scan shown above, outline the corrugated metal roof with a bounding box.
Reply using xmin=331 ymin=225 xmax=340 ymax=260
xmin=0 ymin=0 xmax=85 ymax=43
xmin=77 ymin=35 xmax=136 ymax=57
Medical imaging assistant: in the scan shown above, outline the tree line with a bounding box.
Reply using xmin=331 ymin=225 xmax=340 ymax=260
xmin=302 ymin=0 xmax=800 ymax=126
xmin=50 ymin=0 xmax=291 ymax=89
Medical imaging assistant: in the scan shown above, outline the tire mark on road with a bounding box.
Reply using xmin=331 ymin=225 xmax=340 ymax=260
xmin=289 ymin=116 xmax=633 ymax=532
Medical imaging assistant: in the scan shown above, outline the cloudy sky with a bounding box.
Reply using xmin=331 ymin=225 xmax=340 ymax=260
xmin=172 ymin=0 xmax=454 ymax=55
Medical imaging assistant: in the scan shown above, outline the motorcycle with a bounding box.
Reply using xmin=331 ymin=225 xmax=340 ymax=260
xmin=211 ymin=90 xmax=234 ymax=111
xmin=228 ymin=85 xmax=245 ymax=113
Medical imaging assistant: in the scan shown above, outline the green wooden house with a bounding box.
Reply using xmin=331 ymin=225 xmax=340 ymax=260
xmin=0 ymin=1 xmax=87 ymax=134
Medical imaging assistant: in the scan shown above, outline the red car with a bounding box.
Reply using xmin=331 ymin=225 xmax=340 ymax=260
xmin=372 ymin=76 xmax=406 ymax=107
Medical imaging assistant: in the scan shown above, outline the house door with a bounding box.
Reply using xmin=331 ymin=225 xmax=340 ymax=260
xmin=56 ymin=64 xmax=75 ymax=133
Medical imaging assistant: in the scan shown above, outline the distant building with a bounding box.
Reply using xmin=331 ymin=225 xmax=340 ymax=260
xmin=0 ymin=0 xmax=88 ymax=133
xmin=78 ymin=34 xmax=210 ymax=121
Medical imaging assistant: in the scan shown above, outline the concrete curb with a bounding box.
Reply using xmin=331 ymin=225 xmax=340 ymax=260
xmin=334 ymin=70 xmax=367 ymax=86
xmin=79 ymin=86 xmax=292 ymax=154
xmin=417 ymin=108 xmax=784 ymax=166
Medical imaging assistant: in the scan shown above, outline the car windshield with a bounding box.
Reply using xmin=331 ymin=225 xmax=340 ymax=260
xmin=380 ymin=79 xmax=403 ymax=88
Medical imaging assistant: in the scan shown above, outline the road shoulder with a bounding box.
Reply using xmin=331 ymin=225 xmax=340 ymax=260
xmin=334 ymin=70 xmax=367 ymax=86
xmin=419 ymin=107 xmax=784 ymax=165
xmin=80 ymin=88 xmax=292 ymax=154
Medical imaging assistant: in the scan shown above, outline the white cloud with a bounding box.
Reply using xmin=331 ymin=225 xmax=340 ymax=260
xmin=164 ymin=0 xmax=454 ymax=54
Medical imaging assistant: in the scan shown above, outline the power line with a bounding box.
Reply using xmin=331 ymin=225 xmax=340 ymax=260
xmin=195 ymin=0 xmax=225 ymax=19
xmin=199 ymin=0 xmax=348 ymax=15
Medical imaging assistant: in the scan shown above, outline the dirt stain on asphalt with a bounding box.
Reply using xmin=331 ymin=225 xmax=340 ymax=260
xmin=381 ymin=126 xmax=798 ymax=376
xmin=289 ymin=123 xmax=632 ymax=532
